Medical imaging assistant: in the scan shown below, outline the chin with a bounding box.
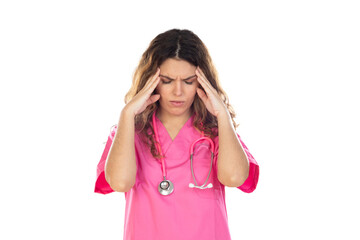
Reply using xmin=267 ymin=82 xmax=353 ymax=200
xmin=164 ymin=106 xmax=191 ymax=116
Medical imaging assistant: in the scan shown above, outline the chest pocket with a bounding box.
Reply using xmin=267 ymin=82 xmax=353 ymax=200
xmin=189 ymin=142 xmax=220 ymax=200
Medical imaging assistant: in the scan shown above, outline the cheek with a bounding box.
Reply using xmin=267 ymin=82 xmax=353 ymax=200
xmin=156 ymin=86 xmax=169 ymax=99
xmin=155 ymin=85 xmax=164 ymax=94
xmin=189 ymin=85 xmax=199 ymax=97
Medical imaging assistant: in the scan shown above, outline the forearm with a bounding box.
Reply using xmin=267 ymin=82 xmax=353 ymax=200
xmin=105 ymin=108 xmax=137 ymax=192
xmin=217 ymin=111 xmax=249 ymax=187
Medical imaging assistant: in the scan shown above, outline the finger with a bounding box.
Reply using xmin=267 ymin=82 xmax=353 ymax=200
xmin=196 ymin=88 xmax=207 ymax=100
xmin=195 ymin=69 xmax=213 ymax=94
xmin=196 ymin=66 xmax=207 ymax=79
xmin=143 ymin=68 xmax=161 ymax=92
xmin=149 ymin=75 xmax=161 ymax=92
xmin=148 ymin=94 xmax=160 ymax=104
xmin=196 ymin=68 xmax=219 ymax=96
xmin=195 ymin=67 xmax=209 ymax=85
xmin=145 ymin=68 xmax=160 ymax=87
xmin=152 ymin=67 xmax=161 ymax=81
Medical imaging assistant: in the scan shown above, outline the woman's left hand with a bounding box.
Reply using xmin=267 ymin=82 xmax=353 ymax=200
xmin=195 ymin=66 xmax=229 ymax=118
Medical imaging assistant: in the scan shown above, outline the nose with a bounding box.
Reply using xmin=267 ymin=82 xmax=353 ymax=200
xmin=173 ymin=79 xmax=183 ymax=96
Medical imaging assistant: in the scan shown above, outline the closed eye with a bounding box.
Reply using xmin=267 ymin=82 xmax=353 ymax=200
xmin=160 ymin=77 xmax=196 ymax=85
xmin=184 ymin=76 xmax=197 ymax=85
xmin=162 ymin=80 xmax=192 ymax=85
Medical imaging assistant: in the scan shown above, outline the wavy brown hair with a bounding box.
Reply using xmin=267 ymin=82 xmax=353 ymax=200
xmin=124 ymin=29 xmax=238 ymax=159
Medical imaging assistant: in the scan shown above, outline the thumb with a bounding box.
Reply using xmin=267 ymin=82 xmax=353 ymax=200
xmin=149 ymin=94 xmax=160 ymax=104
xmin=197 ymin=88 xmax=207 ymax=100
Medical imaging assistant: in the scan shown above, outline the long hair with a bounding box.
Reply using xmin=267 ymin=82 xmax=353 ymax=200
xmin=124 ymin=29 xmax=238 ymax=159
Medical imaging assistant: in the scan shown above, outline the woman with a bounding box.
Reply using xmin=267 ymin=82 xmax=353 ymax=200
xmin=95 ymin=28 xmax=259 ymax=240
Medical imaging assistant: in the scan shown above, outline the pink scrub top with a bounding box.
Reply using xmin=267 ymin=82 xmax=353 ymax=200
xmin=95 ymin=114 xmax=259 ymax=240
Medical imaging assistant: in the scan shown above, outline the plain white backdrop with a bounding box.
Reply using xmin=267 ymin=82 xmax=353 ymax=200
xmin=1 ymin=0 xmax=359 ymax=239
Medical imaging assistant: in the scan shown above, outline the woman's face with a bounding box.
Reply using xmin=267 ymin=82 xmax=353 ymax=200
xmin=155 ymin=58 xmax=199 ymax=118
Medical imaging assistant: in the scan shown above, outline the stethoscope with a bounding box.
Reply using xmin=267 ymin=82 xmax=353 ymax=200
xmin=152 ymin=111 xmax=215 ymax=196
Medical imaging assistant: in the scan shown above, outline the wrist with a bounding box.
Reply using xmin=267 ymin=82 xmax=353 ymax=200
xmin=217 ymin=108 xmax=230 ymax=120
xmin=121 ymin=105 xmax=136 ymax=119
xmin=217 ymin=110 xmax=233 ymax=127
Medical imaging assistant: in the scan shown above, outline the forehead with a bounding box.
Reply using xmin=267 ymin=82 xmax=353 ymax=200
xmin=159 ymin=58 xmax=196 ymax=78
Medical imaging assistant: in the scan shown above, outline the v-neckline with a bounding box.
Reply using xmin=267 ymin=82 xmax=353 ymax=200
xmin=155 ymin=113 xmax=194 ymax=143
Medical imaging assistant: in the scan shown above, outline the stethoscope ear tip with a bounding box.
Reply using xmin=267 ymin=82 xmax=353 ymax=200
xmin=189 ymin=183 xmax=195 ymax=188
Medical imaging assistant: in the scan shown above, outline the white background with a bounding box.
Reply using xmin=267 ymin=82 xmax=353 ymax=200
xmin=1 ymin=0 xmax=359 ymax=239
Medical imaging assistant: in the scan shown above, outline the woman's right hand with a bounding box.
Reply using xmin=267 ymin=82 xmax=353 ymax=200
xmin=124 ymin=68 xmax=161 ymax=117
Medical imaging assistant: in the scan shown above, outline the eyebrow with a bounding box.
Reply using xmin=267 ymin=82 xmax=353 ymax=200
xmin=159 ymin=74 xmax=197 ymax=81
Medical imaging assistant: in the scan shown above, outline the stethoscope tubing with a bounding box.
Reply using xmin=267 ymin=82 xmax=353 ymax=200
xmin=152 ymin=111 xmax=167 ymax=180
xmin=152 ymin=110 xmax=215 ymax=187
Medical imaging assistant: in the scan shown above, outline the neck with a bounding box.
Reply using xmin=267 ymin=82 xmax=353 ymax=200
xmin=156 ymin=109 xmax=193 ymax=127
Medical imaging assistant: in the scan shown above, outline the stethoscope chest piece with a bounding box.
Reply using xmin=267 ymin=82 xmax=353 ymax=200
xmin=158 ymin=178 xmax=174 ymax=196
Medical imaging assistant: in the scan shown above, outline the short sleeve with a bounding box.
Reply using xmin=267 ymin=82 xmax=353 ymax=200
xmin=94 ymin=126 xmax=117 ymax=194
xmin=235 ymin=133 xmax=259 ymax=193
xmin=213 ymin=132 xmax=259 ymax=193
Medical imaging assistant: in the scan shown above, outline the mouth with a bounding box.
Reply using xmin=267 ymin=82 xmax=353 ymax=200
xmin=170 ymin=101 xmax=185 ymax=107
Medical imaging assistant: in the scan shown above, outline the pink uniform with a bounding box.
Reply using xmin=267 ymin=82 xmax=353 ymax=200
xmin=95 ymin=114 xmax=259 ymax=240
